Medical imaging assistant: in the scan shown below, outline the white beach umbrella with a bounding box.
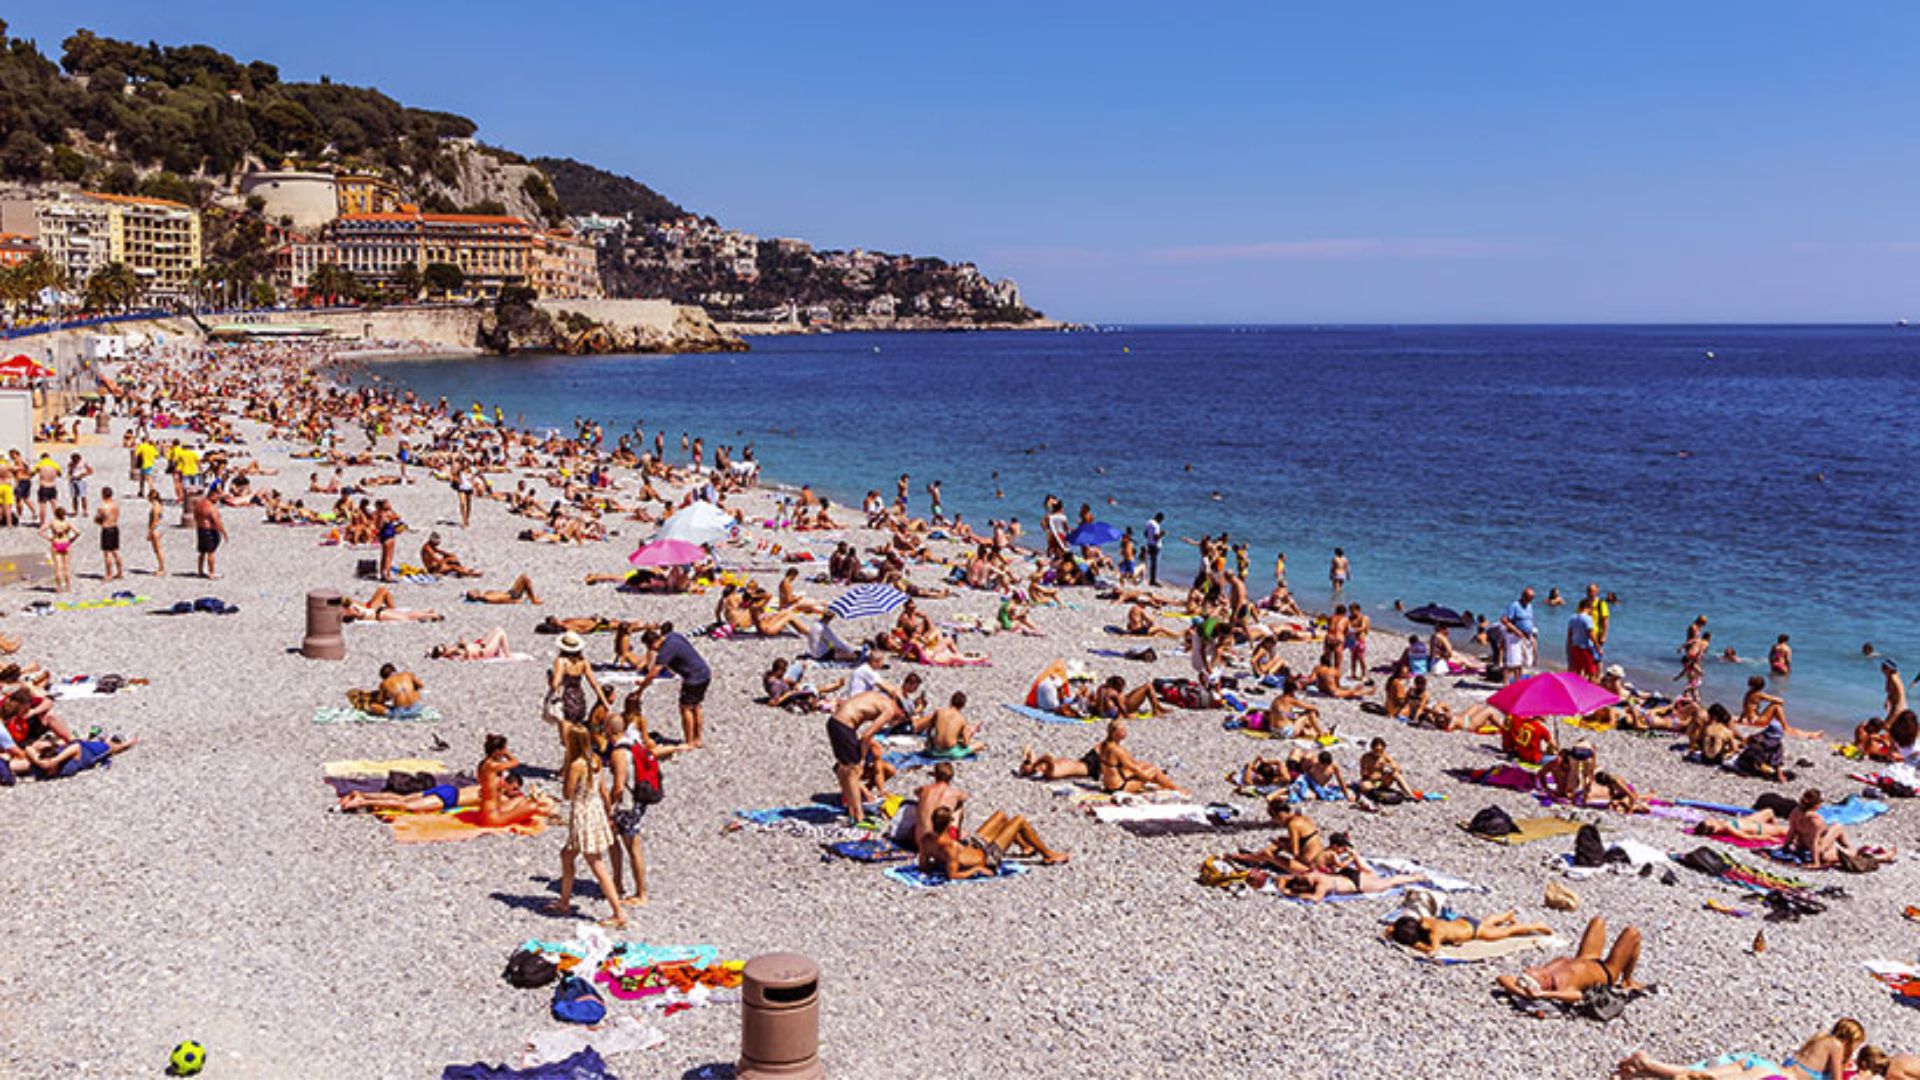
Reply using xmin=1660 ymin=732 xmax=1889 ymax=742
xmin=656 ymin=501 xmax=738 ymax=545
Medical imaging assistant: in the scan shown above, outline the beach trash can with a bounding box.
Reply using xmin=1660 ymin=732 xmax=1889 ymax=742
xmin=738 ymin=951 xmax=823 ymax=1079
xmin=94 ymin=410 xmax=109 ymax=434
xmin=302 ymin=590 xmax=347 ymax=661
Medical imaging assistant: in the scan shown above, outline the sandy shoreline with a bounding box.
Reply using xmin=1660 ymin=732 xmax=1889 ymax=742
xmin=2 ymin=343 xmax=1915 ymax=1079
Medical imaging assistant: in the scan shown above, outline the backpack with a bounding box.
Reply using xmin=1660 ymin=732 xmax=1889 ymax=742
xmin=502 ymin=948 xmax=558 ymax=989
xmin=1467 ymin=805 xmax=1519 ymax=837
xmin=1572 ymin=823 xmax=1609 ymax=868
xmin=550 ymin=974 xmax=606 ymax=1024
xmin=1578 ymin=984 xmax=1630 ymax=1022
xmin=1676 ymin=845 xmax=1732 ymax=878
xmin=628 ymin=740 xmax=663 ymax=805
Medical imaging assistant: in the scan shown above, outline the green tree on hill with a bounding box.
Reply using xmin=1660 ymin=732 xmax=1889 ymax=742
xmin=423 ymin=261 xmax=464 ymax=297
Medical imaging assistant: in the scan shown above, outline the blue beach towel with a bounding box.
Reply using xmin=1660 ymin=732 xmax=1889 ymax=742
xmin=1820 ymin=795 xmax=1890 ymax=827
xmin=882 ymin=746 xmax=978 ymax=768
xmin=1001 ymin=703 xmax=1096 ymax=726
xmin=824 ymin=839 xmax=913 ymax=863
xmin=737 ymin=805 xmax=845 ymax=827
xmin=1288 ymin=775 xmax=1348 ymax=803
xmin=442 ymin=1047 xmax=616 ymax=1080
xmin=882 ymin=863 xmax=1032 ymax=889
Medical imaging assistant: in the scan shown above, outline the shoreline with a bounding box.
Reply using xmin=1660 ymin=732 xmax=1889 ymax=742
xmin=6 ymin=337 xmax=1913 ymax=1078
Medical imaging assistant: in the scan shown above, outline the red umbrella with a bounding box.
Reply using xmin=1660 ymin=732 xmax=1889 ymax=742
xmin=1487 ymin=671 xmax=1621 ymax=718
xmin=0 ymin=355 xmax=53 ymax=380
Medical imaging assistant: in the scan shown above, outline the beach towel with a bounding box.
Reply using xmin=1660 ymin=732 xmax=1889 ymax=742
xmin=1459 ymin=764 xmax=1541 ymax=792
xmin=731 ymin=804 xmax=870 ymax=843
xmin=1704 ymin=832 xmax=1779 ymax=850
xmin=1369 ymin=856 xmax=1488 ymax=894
xmin=882 ymin=863 xmax=1031 ymax=889
xmin=1088 ymin=802 xmax=1214 ymax=825
xmin=521 ymin=1017 xmax=663 ymax=1069
xmin=26 ymin=594 xmax=150 ymax=614
xmin=47 ymin=676 xmax=142 ymax=700
xmin=1386 ymin=932 xmax=1564 ymax=966
xmin=1288 ymin=775 xmax=1348 ymax=803
xmin=1001 ymin=703 xmax=1095 ymax=726
xmin=1461 ymin=817 xmax=1584 ymax=845
xmin=313 ymin=704 xmax=445 ymax=725
xmin=389 ymin=807 xmax=548 ymax=844
xmin=822 ymin=838 xmax=913 ymax=863
xmin=882 ymin=746 xmax=979 ymax=769
xmin=323 ymin=757 xmax=449 ymax=778
xmin=1818 ymin=794 xmax=1890 ymax=827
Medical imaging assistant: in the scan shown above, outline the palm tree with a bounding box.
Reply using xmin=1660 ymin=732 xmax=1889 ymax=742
xmin=84 ymin=262 xmax=140 ymax=313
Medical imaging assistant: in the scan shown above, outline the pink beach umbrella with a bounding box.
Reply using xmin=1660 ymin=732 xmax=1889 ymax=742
xmin=628 ymin=539 xmax=707 ymax=567
xmin=1486 ymin=671 xmax=1621 ymax=718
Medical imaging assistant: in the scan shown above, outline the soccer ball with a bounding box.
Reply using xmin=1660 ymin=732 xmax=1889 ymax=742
xmin=169 ymin=1040 xmax=206 ymax=1076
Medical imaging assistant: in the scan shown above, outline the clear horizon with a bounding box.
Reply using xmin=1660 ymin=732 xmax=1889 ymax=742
xmin=8 ymin=2 xmax=1919 ymax=324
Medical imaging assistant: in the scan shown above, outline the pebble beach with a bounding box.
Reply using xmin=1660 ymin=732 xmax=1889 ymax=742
xmin=3 ymin=341 xmax=1918 ymax=1080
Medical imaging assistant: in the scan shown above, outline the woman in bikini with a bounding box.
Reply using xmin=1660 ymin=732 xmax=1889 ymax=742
xmin=1498 ymin=916 xmax=1642 ymax=1002
xmin=341 ymin=586 xmax=444 ymax=623
xmin=40 ymin=507 xmax=79 ymax=592
xmin=1615 ymin=1018 xmax=1865 ymax=1080
xmin=429 ymin=627 xmax=513 ymax=660
xmin=548 ymin=632 xmax=609 ymax=726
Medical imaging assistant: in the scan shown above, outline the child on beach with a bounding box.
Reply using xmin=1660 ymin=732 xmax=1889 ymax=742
xmin=546 ymin=721 xmax=626 ymax=929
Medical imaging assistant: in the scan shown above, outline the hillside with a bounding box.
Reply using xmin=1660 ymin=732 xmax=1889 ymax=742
xmin=533 ymin=157 xmax=684 ymax=223
xmin=0 ymin=21 xmax=1045 ymax=325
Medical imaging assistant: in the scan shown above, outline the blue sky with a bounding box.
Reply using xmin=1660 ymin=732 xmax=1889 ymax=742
xmin=9 ymin=3 xmax=1920 ymax=322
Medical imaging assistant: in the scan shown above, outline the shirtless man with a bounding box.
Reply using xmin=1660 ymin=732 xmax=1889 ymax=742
xmin=419 ymin=533 xmax=481 ymax=577
xmin=1311 ymin=644 xmax=1371 ymax=699
xmin=915 ymin=691 xmax=979 ymax=754
xmin=915 ymin=805 xmax=1068 ymax=879
xmin=1358 ymin=738 xmax=1417 ymax=802
xmin=466 ymin=572 xmax=540 ymax=605
xmin=1087 ymin=675 xmax=1164 ymax=718
xmin=1497 ymin=916 xmax=1643 ymax=1002
xmin=191 ymin=492 xmax=226 ymax=579
xmin=910 ymin=761 xmax=967 ymax=849
xmin=1884 ymin=660 xmax=1908 ymax=725
xmin=94 ymin=487 xmax=122 ymax=582
xmin=827 ymin=690 xmax=903 ymax=824
xmin=359 ymin=663 xmax=424 ymax=717
xmin=1095 ymin=719 xmax=1185 ymax=795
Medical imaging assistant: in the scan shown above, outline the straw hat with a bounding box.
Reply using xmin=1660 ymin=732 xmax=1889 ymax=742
xmin=1604 ymin=664 xmax=1625 ymax=679
xmin=557 ymin=632 xmax=585 ymax=655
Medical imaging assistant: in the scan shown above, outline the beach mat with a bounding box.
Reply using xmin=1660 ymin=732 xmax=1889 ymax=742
xmin=1001 ymin=703 xmax=1096 ymax=726
xmin=822 ymin=839 xmax=913 ymax=863
xmin=390 ymin=807 xmax=547 ymax=844
xmin=882 ymin=746 xmax=978 ymax=769
xmin=313 ymin=705 xmax=445 ymax=725
xmin=1461 ymin=817 xmax=1584 ymax=845
xmin=324 ymin=757 xmax=449 ymax=778
xmin=1387 ymin=932 xmax=1564 ymax=966
xmin=882 ymin=863 xmax=1031 ymax=889
xmin=1089 ymin=802 xmax=1213 ymax=826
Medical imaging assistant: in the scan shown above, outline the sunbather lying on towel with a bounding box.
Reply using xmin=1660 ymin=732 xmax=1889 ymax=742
xmin=1497 ymin=916 xmax=1643 ymax=1002
xmin=1121 ymin=603 xmax=1181 ymax=639
xmin=1693 ymin=807 xmax=1790 ymax=843
xmin=1615 ymin=1018 xmax=1867 ymax=1080
xmin=1390 ymin=910 xmax=1551 ymax=953
xmin=915 ymin=805 xmax=1069 ymax=879
xmin=429 ymin=627 xmax=512 ymax=661
xmin=9 ymin=732 xmax=135 ymax=779
xmin=465 ymin=573 xmax=541 ymax=605
xmin=342 ymin=586 xmax=443 ymax=623
xmin=1279 ymin=861 xmax=1427 ymax=902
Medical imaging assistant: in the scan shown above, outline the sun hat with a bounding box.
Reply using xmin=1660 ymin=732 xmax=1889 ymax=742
xmin=557 ymin=632 xmax=585 ymax=655
xmin=1604 ymin=664 xmax=1625 ymax=679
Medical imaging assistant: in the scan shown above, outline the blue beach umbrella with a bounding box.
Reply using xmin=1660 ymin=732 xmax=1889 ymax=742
xmin=829 ymin=583 xmax=909 ymax=620
xmin=1066 ymin=521 xmax=1123 ymax=547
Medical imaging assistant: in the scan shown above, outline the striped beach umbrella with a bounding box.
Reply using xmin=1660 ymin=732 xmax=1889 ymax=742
xmin=829 ymin=583 xmax=908 ymax=620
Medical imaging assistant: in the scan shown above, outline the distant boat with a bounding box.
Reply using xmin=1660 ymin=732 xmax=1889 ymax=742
xmin=1896 ymin=319 xmax=1910 ymax=328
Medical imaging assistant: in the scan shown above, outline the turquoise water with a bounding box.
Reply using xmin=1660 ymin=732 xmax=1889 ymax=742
xmin=378 ymin=325 xmax=1920 ymax=733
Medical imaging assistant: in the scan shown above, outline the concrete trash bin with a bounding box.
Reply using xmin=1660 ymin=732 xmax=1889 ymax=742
xmin=302 ymin=590 xmax=347 ymax=660
xmin=94 ymin=411 xmax=109 ymax=434
xmin=738 ymin=952 xmax=823 ymax=1080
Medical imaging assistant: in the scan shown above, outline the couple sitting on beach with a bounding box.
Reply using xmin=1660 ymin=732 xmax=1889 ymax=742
xmin=337 ymin=733 xmax=549 ymax=828
xmin=1016 ymin=720 xmax=1186 ymax=795
xmin=0 ymin=684 xmax=135 ymax=783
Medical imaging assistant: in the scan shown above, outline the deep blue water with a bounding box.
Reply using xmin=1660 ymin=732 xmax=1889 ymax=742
xmin=379 ymin=325 xmax=1920 ymax=732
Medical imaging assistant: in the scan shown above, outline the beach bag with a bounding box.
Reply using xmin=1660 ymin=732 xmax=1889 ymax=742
xmin=550 ymin=975 xmax=606 ymax=1024
xmin=1572 ymin=824 xmax=1609 ymax=868
xmin=629 ymin=742 xmax=663 ymax=805
xmin=1677 ymin=845 xmax=1732 ymax=878
xmin=1544 ymin=880 xmax=1580 ymax=912
xmin=1468 ymin=805 xmax=1519 ymax=837
xmin=1196 ymin=857 xmax=1247 ymax=889
xmin=1752 ymin=792 xmax=1798 ymax=818
xmin=503 ymin=948 xmax=558 ymax=989
xmin=385 ymin=770 xmax=436 ymax=795
xmin=1838 ymin=848 xmax=1883 ymax=874
xmin=1578 ymin=984 xmax=1629 ymax=1022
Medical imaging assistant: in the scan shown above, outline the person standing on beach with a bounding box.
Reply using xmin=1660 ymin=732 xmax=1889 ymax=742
xmin=1584 ymin=583 xmax=1611 ymax=648
xmin=1144 ymin=512 xmax=1165 ymax=586
xmin=146 ymin=487 xmax=166 ymax=575
xmin=66 ymin=453 xmax=90 ymax=516
xmin=132 ymin=434 xmax=157 ymax=499
xmin=94 ymin=487 xmax=121 ymax=582
xmin=638 ymin=625 xmax=712 ymax=749
xmin=1500 ymin=587 xmax=1538 ymax=684
xmin=40 ymin=507 xmax=78 ymax=592
xmin=191 ymin=492 xmax=225 ymax=579
xmin=1347 ymin=603 xmax=1371 ymax=682
xmin=32 ymin=452 xmax=59 ymax=527
xmin=1566 ymin=598 xmax=1599 ymax=680
xmin=451 ymin=465 xmax=473 ymax=528
xmin=1330 ymin=548 xmax=1350 ymax=594
xmin=374 ymin=500 xmax=401 ymax=582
